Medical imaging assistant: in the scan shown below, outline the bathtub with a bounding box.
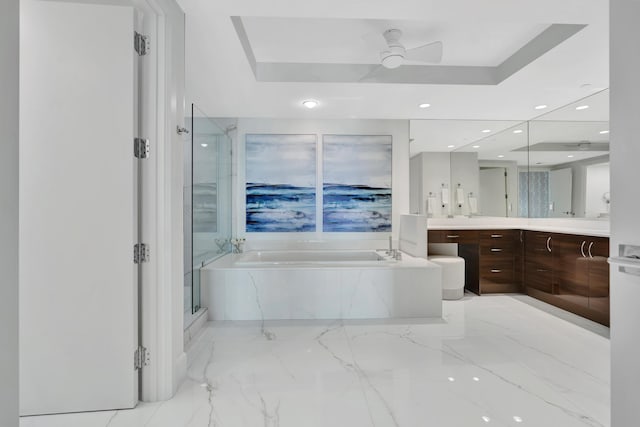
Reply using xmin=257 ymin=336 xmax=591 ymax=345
xmin=201 ymin=250 xmax=442 ymax=320
xmin=235 ymin=249 xmax=391 ymax=265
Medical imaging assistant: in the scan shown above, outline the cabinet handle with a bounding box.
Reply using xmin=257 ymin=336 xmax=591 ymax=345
xmin=537 ymin=269 xmax=549 ymax=272
xmin=580 ymin=241 xmax=587 ymax=258
xmin=588 ymin=241 xmax=594 ymax=258
xmin=491 ymin=269 xmax=502 ymax=273
xmin=546 ymin=236 xmax=552 ymax=253
xmin=446 ymin=235 xmax=460 ymax=238
xmin=490 ymin=248 xmax=502 ymax=252
xmin=491 ymin=234 xmax=503 ymax=238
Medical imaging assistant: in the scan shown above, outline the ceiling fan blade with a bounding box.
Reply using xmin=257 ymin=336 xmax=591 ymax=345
xmin=405 ymin=41 xmax=443 ymax=63
xmin=361 ymin=31 xmax=389 ymax=51
xmin=359 ymin=65 xmax=385 ymax=82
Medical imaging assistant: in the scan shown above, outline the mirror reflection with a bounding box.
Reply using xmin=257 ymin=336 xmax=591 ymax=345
xmin=409 ymin=120 xmax=524 ymax=218
xmin=409 ymin=89 xmax=609 ymax=219
xmin=527 ymin=89 xmax=609 ymax=218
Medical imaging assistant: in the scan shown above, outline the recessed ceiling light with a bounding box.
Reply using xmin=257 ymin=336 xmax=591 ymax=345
xmin=513 ymin=416 xmax=523 ymax=423
xmin=302 ymin=99 xmax=319 ymax=109
xmin=513 ymin=129 xmax=523 ymax=134
xmin=472 ymin=145 xmax=480 ymax=148
xmin=447 ymin=145 xmax=455 ymax=148
xmin=447 ymin=377 xmax=455 ymax=382
xmin=576 ymin=105 xmax=589 ymax=110
xmin=568 ymin=155 xmax=574 ymax=158
xmin=600 ymin=130 xmax=610 ymax=134
xmin=534 ymin=104 xmax=548 ymax=110
xmin=481 ymin=129 xmax=491 ymax=133
xmin=200 ymin=143 xmax=208 ymax=148
xmin=497 ymin=155 xmax=505 ymax=158
xmin=473 ymin=377 xmax=480 ymax=381
xmin=419 ymin=103 xmax=431 ymax=108
xmin=482 ymin=416 xmax=491 ymax=423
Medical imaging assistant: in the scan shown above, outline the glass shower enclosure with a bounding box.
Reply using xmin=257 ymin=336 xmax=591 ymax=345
xmin=184 ymin=104 xmax=232 ymax=327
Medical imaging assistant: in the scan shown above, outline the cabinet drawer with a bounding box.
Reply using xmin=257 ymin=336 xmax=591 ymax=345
xmin=480 ymin=260 xmax=514 ymax=275
xmin=480 ymin=252 xmax=514 ymax=267
xmin=479 ymin=230 xmax=517 ymax=241
xmin=428 ymin=229 xmax=479 ymax=244
xmin=480 ymin=243 xmax=514 ymax=256
xmin=480 ymin=270 xmax=514 ymax=285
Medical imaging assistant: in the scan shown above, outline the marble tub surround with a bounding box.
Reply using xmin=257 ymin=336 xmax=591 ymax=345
xmin=201 ymin=251 xmax=442 ymax=321
xmin=428 ymin=216 xmax=610 ymax=237
xmin=20 ymin=295 xmax=610 ymax=427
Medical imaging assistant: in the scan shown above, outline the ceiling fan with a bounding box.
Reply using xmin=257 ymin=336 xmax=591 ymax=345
xmin=364 ymin=28 xmax=443 ymax=70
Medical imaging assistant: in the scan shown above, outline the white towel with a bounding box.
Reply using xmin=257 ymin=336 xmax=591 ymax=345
xmin=456 ymin=188 xmax=465 ymax=206
xmin=426 ymin=197 xmax=437 ymax=214
xmin=441 ymin=188 xmax=449 ymax=205
xmin=468 ymin=196 xmax=478 ymax=214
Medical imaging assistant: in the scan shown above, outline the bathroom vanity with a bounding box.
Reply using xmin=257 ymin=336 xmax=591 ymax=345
xmin=428 ymin=224 xmax=610 ymax=326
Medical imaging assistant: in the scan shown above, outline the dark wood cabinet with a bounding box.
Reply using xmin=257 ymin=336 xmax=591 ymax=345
xmin=478 ymin=230 xmax=520 ymax=293
xmin=429 ymin=227 xmax=609 ymax=326
xmin=524 ymin=231 xmax=554 ymax=294
xmin=524 ymin=231 xmax=609 ymax=326
xmin=553 ymin=234 xmax=589 ymax=308
xmin=428 ymin=229 xmax=520 ymax=295
xmin=586 ymin=237 xmax=610 ymax=319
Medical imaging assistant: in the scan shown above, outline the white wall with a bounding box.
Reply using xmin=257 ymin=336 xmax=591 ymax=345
xmin=585 ymin=162 xmax=610 ymax=218
xmin=234 ymin=119 xmax=409 ymax=242
xmin=0 ymin=0 xmax=19 ymax=425
xmin=450 ymin=152 xmax=480 ymax=217
xmin=610 ymin=0 xmax=640 ymax=425
xmin=410 ymin=152 xmax=451 ymax=217
xmin=479 ymin=160 xmax=519 ymax=217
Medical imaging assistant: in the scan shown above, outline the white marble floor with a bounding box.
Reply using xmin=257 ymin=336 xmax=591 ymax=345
xmin=20 ymin=295 xmax=610 ymax=427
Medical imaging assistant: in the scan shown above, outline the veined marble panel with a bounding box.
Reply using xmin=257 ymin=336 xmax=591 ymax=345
xmin=202 ymin=255 xmax=442 ymax=320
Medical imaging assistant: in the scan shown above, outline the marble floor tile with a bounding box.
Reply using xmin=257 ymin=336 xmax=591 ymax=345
xmin=20 ymin=295 xmax=610 ymax=427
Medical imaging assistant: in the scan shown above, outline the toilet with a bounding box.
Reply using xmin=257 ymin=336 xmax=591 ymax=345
xmin=427 ymin=255 xmax=465 ymax=300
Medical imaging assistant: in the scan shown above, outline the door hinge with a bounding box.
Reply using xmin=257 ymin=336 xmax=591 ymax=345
xmin=134 ymin=31 xmax=149 ymax=56
xmin=134 ymin=138 xmax=150 ymax=159
xmin=134 ymin=345 xmax=149 ymax=370
xmin=134 ymin=243 xmax=149 ymax=264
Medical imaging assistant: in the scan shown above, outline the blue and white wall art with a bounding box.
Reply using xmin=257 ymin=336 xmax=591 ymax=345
xmin=323 ymin=135 xmax=392 ymax=232
xmin=245 ymin=134 xmax=316 ymax=232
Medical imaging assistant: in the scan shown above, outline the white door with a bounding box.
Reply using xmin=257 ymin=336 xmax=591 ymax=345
xmin=479 ymin=168 xmax=507 ymax=216
xmin=549 ymin=168 xmax=573 ymax=217
xmin=20 ymin=0 xmax=138 ymax=415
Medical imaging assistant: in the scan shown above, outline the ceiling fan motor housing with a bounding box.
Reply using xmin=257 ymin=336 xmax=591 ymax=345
xmin=380 ymin=45 xmax=406 ymax=68
xmin=381 ymin=29 xmax=405 ymax=69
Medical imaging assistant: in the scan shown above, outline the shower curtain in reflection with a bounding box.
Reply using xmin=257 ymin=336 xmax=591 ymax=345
xmin=519 ymin=171 xmax=549 ymax=218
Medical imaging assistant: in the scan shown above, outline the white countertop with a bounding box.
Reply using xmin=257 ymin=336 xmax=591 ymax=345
xmin=426 ymin=217 xmax=610 ymax=237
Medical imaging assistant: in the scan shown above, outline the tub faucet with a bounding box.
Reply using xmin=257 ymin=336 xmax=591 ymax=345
xmin=231 ymin=238 xmax=245 ymax=254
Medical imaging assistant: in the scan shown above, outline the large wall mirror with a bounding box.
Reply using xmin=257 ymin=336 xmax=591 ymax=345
xmin=409 ymin=89 xmax=609 ymax=219
xmin=527 ymin=89 xmax=609 ymax=218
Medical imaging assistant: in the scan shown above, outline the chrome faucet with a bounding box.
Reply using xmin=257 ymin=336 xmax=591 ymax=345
xmin=230 ymin=238 xmax=245 ymax=254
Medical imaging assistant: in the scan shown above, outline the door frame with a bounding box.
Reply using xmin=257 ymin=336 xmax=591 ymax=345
xmin=133 ymin=0 xmax=186 ymax=401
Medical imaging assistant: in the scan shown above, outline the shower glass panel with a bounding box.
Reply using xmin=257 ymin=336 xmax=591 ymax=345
xmin=184 ymin=104 xmax=232 ymax=327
